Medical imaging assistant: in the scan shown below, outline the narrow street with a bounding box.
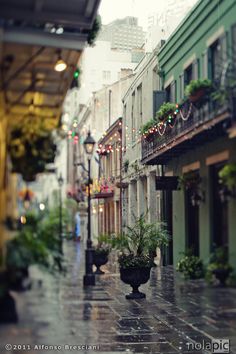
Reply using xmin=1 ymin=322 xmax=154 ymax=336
xmin=1 ymin=241 xmax=236 ymax=354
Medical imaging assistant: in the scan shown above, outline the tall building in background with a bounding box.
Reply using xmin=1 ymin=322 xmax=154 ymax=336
xmin=145 ymin=0 xmax=198 ymax=52
xmin=98 ymin=17 xmax=145 ymax=51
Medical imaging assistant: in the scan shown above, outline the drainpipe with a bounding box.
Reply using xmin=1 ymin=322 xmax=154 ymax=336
xmin=118 ymin=118 xmax=122 ymax=234
xmin=108 ymin=89 xmax=112 ymax=127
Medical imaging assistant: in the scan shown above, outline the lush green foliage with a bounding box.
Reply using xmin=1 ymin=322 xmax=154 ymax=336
xmin=205 ymin=247 xmax=233 ymax=283
xmin=9 ymin=128 xmax=57 ymax=181
xmin=176 ymin=250 xmax=205 ymax=279
xmin=113 ymin=214 xmax=170 ymax=268
xmin=87 ymin=15 xmax=101 ymax=45
xmin=139 ymin=119 xmax=157 ymax=135
xmin=118 ymin=254 xmax=153 ymax=269
xmin=94 ymin=234 xmax=112 ymax=255
xmin=178 ymin=172 xmax=202 ymax=190
xmin=219 ymin=163 xmax=236 ymax=190
xmin=156 ymin=102 xmax=176 ymax=120
xmin=184 ymin=79 xmax=212 ymax=97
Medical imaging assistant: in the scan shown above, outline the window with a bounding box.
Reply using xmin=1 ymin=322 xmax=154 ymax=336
xmin=209 ymin=39 xmax=222 ymax=81
xmin=137 ymin=84 xmax=142 ymax=126
xmin=184 ymin=64 xmax=193 ymax=87
xmin=102 ymin=70 xmax=111 ymax=80
xmin=232 ymin=24 xmax=236 ymax=62
xmin=165 ymin=80 xmax=176 ymax=102
xmin=131 ymin=91 xmax=136 ymax=142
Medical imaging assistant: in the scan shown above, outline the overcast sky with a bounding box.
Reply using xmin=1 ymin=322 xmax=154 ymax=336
xmin=98 ymin=0 xmax=198 ymax=30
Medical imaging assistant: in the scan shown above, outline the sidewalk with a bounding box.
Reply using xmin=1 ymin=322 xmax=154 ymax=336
xmin=0 ymin=241 xmax=236 ymax=354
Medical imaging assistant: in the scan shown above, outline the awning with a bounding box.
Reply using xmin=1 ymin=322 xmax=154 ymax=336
xmin=0 ymin=0 xmax=101 ymax=126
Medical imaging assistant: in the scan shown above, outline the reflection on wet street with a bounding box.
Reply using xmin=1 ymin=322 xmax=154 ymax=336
xmin=0 ymin=241 xmax=236 ymax=354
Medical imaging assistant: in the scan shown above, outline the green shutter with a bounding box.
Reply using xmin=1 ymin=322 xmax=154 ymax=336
xmin=193 ymin=59 xmax=199 ymax=80
xmin=203 ymin=48 xmax=212 ymax=79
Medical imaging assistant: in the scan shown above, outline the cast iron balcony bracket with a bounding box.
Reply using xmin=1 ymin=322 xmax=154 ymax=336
xmin=74 ymin=161 xmax=88 ymax=173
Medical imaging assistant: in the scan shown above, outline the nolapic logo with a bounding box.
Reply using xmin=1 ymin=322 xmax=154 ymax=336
xmin=186 ymin=339 xmax=230 ymax=353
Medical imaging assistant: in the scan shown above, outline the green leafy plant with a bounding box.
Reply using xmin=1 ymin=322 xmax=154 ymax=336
xmin=87 ymin=15 xmax=101 ymax=45
xmin=211 ymin=89 xmax=228 ymax=105
xmin=218 ymin=163 xmax=236 ymax=191
xmin=176 ymin=250 xmax=205 ymax=279
xmin=9 ymin=127 xmax=57 ymax=181
xmin=139 ymin=119 xmax=157 ymax=135
xmin=178 ymin=171 xmax=202 ymax=190
xmin=94 ymin=234 xmax=112 ymax=256
xmin=184 ymin=79 xmax=212 ymax=98
xmin=123 ymin=159 xmax=129 ymax=172
xmin=205 ymin=247 xmax=233 ymax=284
xmin=156 ymin=102 xmax=176 ymax=121
xmin=113 ymin=214 xmax=169 ymax=269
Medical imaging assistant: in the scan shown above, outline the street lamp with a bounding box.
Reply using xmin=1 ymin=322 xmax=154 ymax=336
xmin=58 ymin=173 xmax=64 ymax=254
xmin=83 ymin=131 xmax=96 ymax=286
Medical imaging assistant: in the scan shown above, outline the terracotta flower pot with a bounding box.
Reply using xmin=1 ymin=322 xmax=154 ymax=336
xmin=189 ymin=89 xmax=205 ymax=103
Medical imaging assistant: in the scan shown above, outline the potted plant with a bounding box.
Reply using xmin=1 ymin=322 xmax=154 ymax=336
xmin=123 ymin=159 xmax=129 ymax=173
xmin=176 ymin=250 xmax=205 ymax=279
xmin=93 ymin=234 xmax=112 ymax=274
xmin=185 ymin=79 xmax=212 ymax=103
xmin=218 ymin=163 xmax=236 ymax=202
xmin=9 ymin=127 xmax=57 ymax=181
xmin=206 ymin=247 xmax=233 ymax=286
xmin=156 ymin=102 xmax=176 ymax=122
xmin=113 ymin=214 xmax=169 ymax=299
xmin=139 ymin=119 xmax=157 ymax=138
xmin=0 ymin=271 xmax=18 ymax=323
xmin=178 ymin=172 xmax=204 ymax=206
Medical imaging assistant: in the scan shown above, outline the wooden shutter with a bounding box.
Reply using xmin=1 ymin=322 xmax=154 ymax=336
xmin=193 ymin=59 xmax=199 ymax=80
xmin=202 ymin=49 xmax=209 ymax=79
xmin=170 ymin=80 xmax=176 ymax=103
xmin=179 ymin=73 xmax=184 ymax=100
xmin=153 ymin=91 xmax=166 ymax=116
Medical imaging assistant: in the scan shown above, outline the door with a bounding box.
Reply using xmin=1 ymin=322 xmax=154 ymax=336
xmin=185 ymin=171 xmax=200 ymax=256
xmin=162 ymin=190 xmax=173 ymax=265
xmin=210 ymin=163 xmax=228 ymax=249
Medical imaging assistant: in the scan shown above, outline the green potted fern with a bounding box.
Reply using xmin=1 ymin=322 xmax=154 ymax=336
xmin=113 ymin=214 xmax=169 ymax=299
xmin=185 ymin=79 xmax=212 ymax=103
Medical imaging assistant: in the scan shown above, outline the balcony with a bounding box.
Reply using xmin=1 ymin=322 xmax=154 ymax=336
xmin=141 ymin=98 xmax=232 ymax=165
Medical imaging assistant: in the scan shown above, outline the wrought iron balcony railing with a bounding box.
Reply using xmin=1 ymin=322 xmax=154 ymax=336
xmin=141 ymin=98 xmax=232 ymax=165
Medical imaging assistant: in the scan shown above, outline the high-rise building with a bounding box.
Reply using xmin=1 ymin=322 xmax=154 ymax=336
xmin=98 ymin=16 xmax=145 ymax=51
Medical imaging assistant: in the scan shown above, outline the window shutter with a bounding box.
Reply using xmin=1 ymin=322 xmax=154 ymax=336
xmin=202 ymin=49 xmax=209 ymax=79
xmin=170 ymin=80 xmax=176 ymax=103
xmin=153 ymin=91 xmax=166 ymax=116
xmin=219 ymin=32 xmax=228 ymax=63
xmin=193 ymin=59 xmax=199 ymax=80
xmin=179 ymin=73 xmax=184 ymax=100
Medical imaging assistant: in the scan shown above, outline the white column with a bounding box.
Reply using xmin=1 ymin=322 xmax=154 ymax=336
xmin=137 ymin=177 xmax=145 ymax=217
xmin=128 ymin=181 xmax=137 ymax=225
xmin=147 ymin=172 xmax=157 ymax=223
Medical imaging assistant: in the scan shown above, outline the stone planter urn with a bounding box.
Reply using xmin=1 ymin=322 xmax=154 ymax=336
xmin=120 ymin=267 xmax=151 ymax=299
xmin=93 ymin=251 xmax=109 ymax=274
xmin=213 ymin=268 xmax=231 ymax=286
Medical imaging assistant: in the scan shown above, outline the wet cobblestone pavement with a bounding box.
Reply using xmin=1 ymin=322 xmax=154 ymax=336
xmin=0 ymin=241 xmax=236 ymax=354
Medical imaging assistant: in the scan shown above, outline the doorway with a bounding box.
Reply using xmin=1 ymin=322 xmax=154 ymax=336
xmin=185 ymin=171 xmax=200 ymax=256
xmin=210 ymin=163 xmax=228 ymax=249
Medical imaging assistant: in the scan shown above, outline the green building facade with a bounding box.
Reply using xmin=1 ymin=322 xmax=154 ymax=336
xmin=141 ymin=0 xmax=236 ymax=268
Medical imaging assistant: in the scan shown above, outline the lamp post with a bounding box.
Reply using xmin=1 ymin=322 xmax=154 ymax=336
xmin=83 ymin=131 xmax=96 ymax=286
xmin=58 ymin=173 xmax=64 ymax=254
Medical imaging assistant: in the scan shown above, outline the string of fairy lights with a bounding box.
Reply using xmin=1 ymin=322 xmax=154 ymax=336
xmin=62 ymin=102 xmax=194 ymax=154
